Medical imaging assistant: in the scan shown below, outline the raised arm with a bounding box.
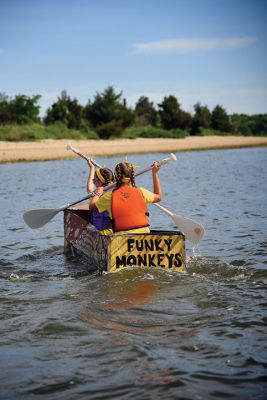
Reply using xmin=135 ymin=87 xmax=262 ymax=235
xmin=86 ymin=158 xmax=95 ymax=193
xmin=152 ymin=162 xmax=162 ymax=203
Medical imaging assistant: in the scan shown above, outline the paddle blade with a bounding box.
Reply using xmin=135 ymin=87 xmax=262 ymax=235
xmin=171 ymin=214 xmax=205 ymax=245
xmin=23 ymin=208 xmax=61 ymax=229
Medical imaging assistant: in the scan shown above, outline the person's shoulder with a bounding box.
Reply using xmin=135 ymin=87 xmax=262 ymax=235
xmin=95 ymin=191 xmax=112 ymax=212
xmin=139 ymin=187 xmax=154 ymax=200
xmin=139 ymin=187 xmax=152 ymax=195
xmin=101 ymin=191 xmax=112 ymax=200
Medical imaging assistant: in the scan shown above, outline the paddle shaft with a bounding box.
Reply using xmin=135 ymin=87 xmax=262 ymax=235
xmin=68 ymin=144 xmax=175 ymax=181
xmin=68 ymin=147 xmax=176 ymax=203
xmin=69 ymin=145 xmax=163 ymax=202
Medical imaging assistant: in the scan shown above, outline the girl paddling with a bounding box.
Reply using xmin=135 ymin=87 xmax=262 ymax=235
xmin=87 ymin=158 xmax=114 ymax=235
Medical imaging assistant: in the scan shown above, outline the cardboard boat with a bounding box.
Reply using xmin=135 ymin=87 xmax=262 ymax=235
xmin=64 ymin=206 xmax=186 ymax=274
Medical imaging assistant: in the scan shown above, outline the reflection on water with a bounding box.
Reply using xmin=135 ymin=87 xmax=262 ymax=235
xmin=0 ymin=148 xmax=267 ymax=399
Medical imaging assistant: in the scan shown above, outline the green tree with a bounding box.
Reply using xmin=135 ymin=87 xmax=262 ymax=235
xmin=44 ymin=91 xmax=83 ymax=129
xmin=251 ymin=114 xmax=267 ymax=136
xmin=231 ymin=114 xmax=252 ymax=136
xmin=134 ymin=96 xmax=157 ymax=126
xmin=158 ymin=95 xmax=192 ymax=130
xmin=0 ymin=93 xmax=41 ymax=124
xmin=0 ymin=93 xmax=10 ymax=124
xmin=12 ymin=94 xmax=41 ymax=124
xmin=179 ymin=110 xmax=193 ymax=130
xmin=231 ymin=113 xmax=267 ymax=136
xmin=211 ymin=105 xmax=233 ymax=133
xmin=83 ymin=86 xmax=134 ymax=139
xmin=158 ymin=96 xmax=180 ymax=130
xmin=191 ymin=102 xmax=211 ymax=135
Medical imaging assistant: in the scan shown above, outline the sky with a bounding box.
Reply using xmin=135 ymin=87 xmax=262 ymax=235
xmin=0 ymin=0 xmax=266 ymax=116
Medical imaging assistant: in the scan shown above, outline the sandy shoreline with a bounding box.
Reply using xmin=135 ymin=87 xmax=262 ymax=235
xmin=0 ymin=136 xmax=267 ymax=163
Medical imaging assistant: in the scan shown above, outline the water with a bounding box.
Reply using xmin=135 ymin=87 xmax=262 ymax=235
xmin=0 ymin=147 xmax=266 ymax=399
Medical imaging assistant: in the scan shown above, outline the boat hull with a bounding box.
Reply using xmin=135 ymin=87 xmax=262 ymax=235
xmin=64 ymin=207 xmax=186 ymax=273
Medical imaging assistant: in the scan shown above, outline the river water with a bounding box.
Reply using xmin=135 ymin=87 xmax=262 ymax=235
xmin=0 ymin=147 xmax=266 ymax=399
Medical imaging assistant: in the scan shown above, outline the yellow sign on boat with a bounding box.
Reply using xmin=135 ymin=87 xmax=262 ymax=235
xmin=108 ymin=233 xmax=185 ymax=273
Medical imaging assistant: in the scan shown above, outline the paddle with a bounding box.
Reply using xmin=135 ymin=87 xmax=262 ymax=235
xmin=23 ymin=152 xmax=176 ymax=229
xmin=66 ymin=143 xmax=99 ymax=165
xmin=22 ymin=194 xmax=92 ymax=229
xmin=154 ymin=204 xmax=204 ymax=245
xmin=67 ymin=143 xmax=205 ymax=244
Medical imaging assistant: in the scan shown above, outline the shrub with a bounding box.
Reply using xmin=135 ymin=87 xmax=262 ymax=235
xmin=122 ymin=126 xmax=188 ymax=139
xmin=199 ymin=128 xmax=234 ymax=136
xmin=80 ymin=125 xmax=99 ymax=139
xmin=0 ymin=122 xmax=88 ymax=141
xmin=0 ymin=124 xmax=43 ymax=141
xmin=95 ymin=120 xmax=123 ymax=139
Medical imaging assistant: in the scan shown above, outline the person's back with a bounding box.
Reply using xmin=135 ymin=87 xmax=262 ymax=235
xmin=112 ymin=185 xmax=149 ymax=232
xmin=86 ymin=158 xmax=114 ymax=235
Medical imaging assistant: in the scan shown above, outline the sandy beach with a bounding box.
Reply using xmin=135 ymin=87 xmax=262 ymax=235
xmin=0 ymin=136 xmax=267 ymax=163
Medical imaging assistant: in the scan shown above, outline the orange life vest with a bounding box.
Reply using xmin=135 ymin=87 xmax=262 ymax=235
xmin=111 ymin=186 xmax=149 ymax=232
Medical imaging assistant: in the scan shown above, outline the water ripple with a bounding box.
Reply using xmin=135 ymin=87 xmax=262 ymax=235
xmin=1 ymin=149 xmax=267 ymax=399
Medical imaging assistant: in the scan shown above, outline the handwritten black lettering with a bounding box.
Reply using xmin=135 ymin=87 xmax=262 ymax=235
xmin=164 ymin=238 xmax=172 ymax=252
xmin=145 ymin=239 xmax=154 ymax=251
xmin=116 ymin=255 xmax=127 ymax=268
xmin=148 ymin=253 xmax=156 ymax=267
xmin=127 ymin=255 xmax=137 ymax=266
xmin=136 ymin=240 xmax=144 ymax=251
xmin=137 ymin=254 xmax=147 ymax=266
xmin=116 ymin=243 xmax=183 ymax=270
xmin=165 ymin=253 xmax=174 ymax=268
xmin=127 ymin=239 xmax=135 ymax=252
xmin=157 ymin=253 xmax=165 ymax=267
xmin=174 ymin=253 xmax=182 ymax=268
xmin=155 ymin=239 xmax=164 ymax=252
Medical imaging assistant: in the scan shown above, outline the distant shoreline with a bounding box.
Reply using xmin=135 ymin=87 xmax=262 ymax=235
xmin=1 ymin=136 xmax=267 ymax=164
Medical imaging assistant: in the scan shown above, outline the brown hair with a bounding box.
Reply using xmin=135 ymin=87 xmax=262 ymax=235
xmin=98 ymin=168 xmax=114 ymax=187
xmin=114 ymin=162 xmax=136 ymax=188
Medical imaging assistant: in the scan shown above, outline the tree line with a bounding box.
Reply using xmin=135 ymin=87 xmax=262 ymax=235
xmin=0 ymin=87 xmax=266 ymax=140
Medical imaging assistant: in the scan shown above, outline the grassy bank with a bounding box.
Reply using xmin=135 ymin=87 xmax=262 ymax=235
xmin=1 ymin=123 xmax=264 ymax=142
xmin=0 ymin=123 xmax=189 ymax=141
xmin=0 ymin=123 xmax=97 ymax=141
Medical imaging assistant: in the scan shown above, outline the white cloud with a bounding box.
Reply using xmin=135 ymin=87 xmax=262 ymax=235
xmin=0 ymin=48 xmax=4 ymax=55
xmin=133 ymin=37 xmax=257 ymax=54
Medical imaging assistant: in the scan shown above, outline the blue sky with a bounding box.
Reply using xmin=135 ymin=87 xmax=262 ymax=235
xmin=0 ymin=0 xmax=266 ymax=116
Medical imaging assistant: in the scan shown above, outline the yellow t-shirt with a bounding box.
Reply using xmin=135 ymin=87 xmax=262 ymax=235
xmin=96 ymin=187 xmax=155 ymax=234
